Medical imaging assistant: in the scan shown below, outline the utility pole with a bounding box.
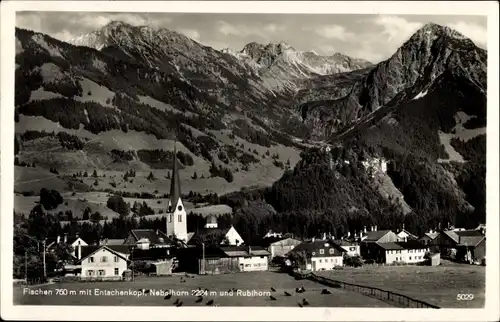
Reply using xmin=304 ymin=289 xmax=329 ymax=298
xmin=42 ymin=239 xmax=47 ymax=279
xmin=25 ymin=251 xmax=28 ymax=283
xmin=201 ymin=242 xmax=205 ymax=275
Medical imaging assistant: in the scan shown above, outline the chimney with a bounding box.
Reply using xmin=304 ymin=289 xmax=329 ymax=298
xmin=364 ymin=226 xmax=367 ymax=233
xmin=248 ymin=245 xmax=252 ymax=255
xmin=322 ymin=232 xmax=327 ymax=240
xmin=375 ymin=225 xmax=377 ymax=232
xmin=402 ymin=223 xmax=405 ymax=231
xmin=64 ymin=233 xmax=68 ymax=243
xmin=312 ymin=237 xmax=315 ymax=242
xmin=57 ymin=235 xmax=61 ymax=244
xmin=347 ymin=231 xmax=351 ymax=238
xmin=76 ymin=233 xmax=79 ymax=239
xmin=77 ymin=245 xmax=82 ymax=260
xmin=370 ymin=226 xmax=373 ymax=232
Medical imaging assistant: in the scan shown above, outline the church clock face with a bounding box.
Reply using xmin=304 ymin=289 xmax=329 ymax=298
xmin=178 ymin=205 xmax=183 ymax=211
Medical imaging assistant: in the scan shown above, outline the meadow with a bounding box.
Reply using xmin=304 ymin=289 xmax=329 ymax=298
xmin=14 ymin=271 xmax=391 ymax=307
xmin=315 ymin=263 xmax=485 ymax=308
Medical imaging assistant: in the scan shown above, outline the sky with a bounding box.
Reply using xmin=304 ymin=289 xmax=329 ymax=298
xmin=16 ymin=12 xmax=487 ymax=63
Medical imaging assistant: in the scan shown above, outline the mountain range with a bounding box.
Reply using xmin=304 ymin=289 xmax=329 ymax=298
xmin=14 ymin=20 xmax=487 ymax=231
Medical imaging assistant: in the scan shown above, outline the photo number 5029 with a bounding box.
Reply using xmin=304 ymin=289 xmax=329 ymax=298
xmin=456 ymin=294 xmax=475 ymax=301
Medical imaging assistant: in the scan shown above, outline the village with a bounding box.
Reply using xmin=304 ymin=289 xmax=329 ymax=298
xmin=33 ymin=150 xmax=486 ymax=282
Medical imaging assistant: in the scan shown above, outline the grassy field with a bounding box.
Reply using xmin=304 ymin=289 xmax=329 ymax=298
xmin=14 ymin=271 xmax=392 ymax=307
xmin=315 ymin=264 xmax=485 ymax=308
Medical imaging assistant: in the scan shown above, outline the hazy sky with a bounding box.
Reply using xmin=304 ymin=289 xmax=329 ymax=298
xmin=16 ymin=12 xmax=487 ymax=63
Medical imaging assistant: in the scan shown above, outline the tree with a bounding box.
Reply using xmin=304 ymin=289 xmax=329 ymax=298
xmin=90 ymin=212 xmax=102 ymax=223
xmin=39 ymin=188 xmax=63 ymax=210
xmin=106 ymin=195 xmax=130 ymax=217
xmin=93 ymin=180 xmax=99 ymax=186
xmin=83 ymin=171 xmax=88 ymax=177
xmin=82 ymin=207 xmax=91 ymax=220
xmin=147 ymin=171 xmax=155 ymax=181
xmin=192 ymin=172 xmax=198 ymax=179
xmin=92 ymin=169 xmax=98 ymax=177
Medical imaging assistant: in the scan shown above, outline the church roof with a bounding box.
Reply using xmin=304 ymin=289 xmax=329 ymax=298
xmin=169 ymin=143 xmax=182 ymax=208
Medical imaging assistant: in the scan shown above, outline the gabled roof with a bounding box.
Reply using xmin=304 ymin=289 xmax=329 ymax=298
xmin=442 ymin=230 xmax=460 ymax=243
xmin=421 ymin=232 xmax=440 ymax=240
xmin=100 ymin=238 xmax=126 ymax=246
xmin=220 ymin=245 xmax=270 ymax=257
xmin=397 ymin=229 xmax=418 ymax=240
xmin=363 ymin=230 xmax=393 ymax=242
xmin=376 ymin=241 xmax=428 ymax=251
xmin=334 ymin=240 xmax=359 ymax=247
xmin=106 ymin=244 xmax=132 ymax=255
xmin=77 ymin=245 xmax=129 ymax=264
xmin=129 ymin=229 xmax=173 ymax=245
xmin=455 ymin=230 xmax=485 ymax=247
xmin=289 ymin=240 xmax=346 ymax=257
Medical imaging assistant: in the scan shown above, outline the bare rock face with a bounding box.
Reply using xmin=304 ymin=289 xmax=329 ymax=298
xmin=298 ymin=22 xmax=487 ymax=139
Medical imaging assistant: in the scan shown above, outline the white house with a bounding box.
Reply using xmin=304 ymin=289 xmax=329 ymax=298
xmin=265 ymin=237 xmax=302 ymax=259
xmin=396 ymin=225 xmax=418 ymax=242
xmin=221 ymin=246 xmax=270 ymax=272
xmin=77 ymin=246 xmax=129 ymax=280
xmin=289 ymin=240 xmax=346 ymax=271
xmin=47 ymin=234 xmax=89 ymax=260
xmin=376 ymin=241 xmax=430 ymax=264
xmin=189 ymin=216 xmax=245 ymax=246
xmin=334 ymin=239 xmax=360 ymax=257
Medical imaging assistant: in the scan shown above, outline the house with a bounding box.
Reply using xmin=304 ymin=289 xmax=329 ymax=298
xmin=221 ymin=246 xmax=270 ymax=272
xmin=334 ymin=239 xmax=360 ymax=257
xmin=177 ymin=245 xmax=270 ymax=274
xmin=188 ymin=215 xmax=244 ymax=246
xmin=418 ymin=230 xmax=441 ymax=253
xmin=261 ymin=237 xmax=302 ymax=259
xmin=288 ymin=239 xmax=346 ymax=272
xmin=359 ymin=227 xmax=398 ymax=259
xmin=77 ymin=245 xmax=129 ymax=280
xmin=375 ymin=241 xmax=430 ymax=264
xmin=396 ymin=225 xmax=418 ymax=242
xmin=99 ymin=238 xmax=126 ymax=246
xmin=123 ymin=229 xmax=178 ymax=248
xmin=46 ymin=234 xmax=88 ymax=261
xmin=455 ymin=230 xmax=486 ymax=264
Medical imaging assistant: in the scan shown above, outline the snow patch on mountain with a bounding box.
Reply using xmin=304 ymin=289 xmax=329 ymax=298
xmin=413 ymin=89 xmax=428 ymax=100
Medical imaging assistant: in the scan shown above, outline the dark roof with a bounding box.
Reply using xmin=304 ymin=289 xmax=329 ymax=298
xmin=100 ymin=238 xmax=126 ymax=245
xmin=441 ymin=230 xmax=460 ymax=243
xmin=363 ymin=230 xmax=394 ymax=242
xmin=455 ymin=229 xmax=484 ymax=237
xmin=107 ymin=244 xmax=132 ymax=255
xmin=421 ymin=232 xmax=440 ymax=240
xmin=220 ymin=245 xmax=270 ymax=257
xmin=289 ymin=240 xmax=345 ymax=257
xmin=206 ymin=214 xmax=217 ymax=224
xmin=187 ymin=227 xmax=232 ymax=245
xmin=376 ymin=241 xmax=428 ymax=251
xmin=129 ymin=229 xmax=173 ymax=245
xmin=169 ymin=144 xmax=182 ymax=208
xmin=334 ymin=240 xmax=359 ymax=247
xmin=77 ymin=245 xmax=128 ymax=263
xmin=131 ymin=247 xmax=175 ymax=260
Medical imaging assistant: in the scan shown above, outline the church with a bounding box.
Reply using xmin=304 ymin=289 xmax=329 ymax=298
xmin=164 ymin=144 xmax=190 ymax=243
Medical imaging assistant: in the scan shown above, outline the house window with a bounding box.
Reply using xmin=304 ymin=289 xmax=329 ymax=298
xmin=319 ymin=249 xmax=324 ymax=254
xmin=87 ymin=270 xmax=94 ymax=276
xmin=349 ymin=247 xmax=356 ymax=251
xmin=329 ymin=249 xmax=335 ymax=254
xmin=409 ymin=256 xmax=412 ymax=260
xmin=319 ymin=259 xmax=322 ymax=263
xmin=245 ymin=264 xmax=251 ymax=267
xmin=88 ymin=257 xmax=94 ymax=263
xmin=101 ymin=256 xmax=107 ymax=263
xmin=260 ymin=256 xmax=264 ymax=259
xmin=114 ymin=256 xmax=119 ymax=262
xmin=178 ymin=214 xmax=182 ymax=222
xmin=114 ymin=268 xmax=119 ymax=276
xmin=98 ymin=270 xmax=105 ymax=276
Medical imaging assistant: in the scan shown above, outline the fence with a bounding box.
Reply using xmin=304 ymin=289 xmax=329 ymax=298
xmin=295 ymin=271 xmax=440 ymax=309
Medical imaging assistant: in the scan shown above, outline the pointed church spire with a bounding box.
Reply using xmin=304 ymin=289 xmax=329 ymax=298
xmin=169 ymin=140 xmax=181 ymax=211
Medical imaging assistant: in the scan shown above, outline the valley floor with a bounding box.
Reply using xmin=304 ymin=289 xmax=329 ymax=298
xmin=14 ymin=271 xmax=391 ymax=307
xmin=315 ymin=263 xmax=485 ymax=308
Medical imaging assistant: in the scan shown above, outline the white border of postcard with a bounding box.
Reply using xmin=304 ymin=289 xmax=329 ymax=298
xmin=1 ymin=1 xmax=499 ymax=321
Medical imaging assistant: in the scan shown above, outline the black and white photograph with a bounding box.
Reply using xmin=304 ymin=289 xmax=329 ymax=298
xmin=1 ymin=1 xmax=499 ymax=321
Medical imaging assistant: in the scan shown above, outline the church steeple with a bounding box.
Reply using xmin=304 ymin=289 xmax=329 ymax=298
xmin=169 ymin=141 xmax=181 ymax=211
